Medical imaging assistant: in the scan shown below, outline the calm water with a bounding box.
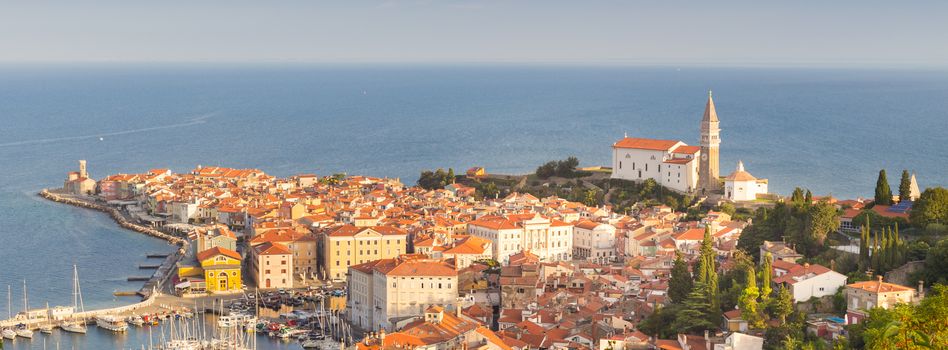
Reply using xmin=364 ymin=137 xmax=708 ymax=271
xmin=0 ymin=64 xmax=947 ymax=348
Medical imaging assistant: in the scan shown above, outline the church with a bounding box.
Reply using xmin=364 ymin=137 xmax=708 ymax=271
xmin=610 ymin=92 xmax=768 ymax=201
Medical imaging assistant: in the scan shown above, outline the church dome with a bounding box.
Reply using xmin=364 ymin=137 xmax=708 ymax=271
xmin=725 ymin=161 xmax=757 ymax=181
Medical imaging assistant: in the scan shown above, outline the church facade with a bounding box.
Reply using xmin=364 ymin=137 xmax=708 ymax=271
xmin=611 ymin=92 xmax=721 ymax=194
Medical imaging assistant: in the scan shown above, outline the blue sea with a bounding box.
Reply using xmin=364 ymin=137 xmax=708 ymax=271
xmin=0 ymin=64 xmax=946 ymax=348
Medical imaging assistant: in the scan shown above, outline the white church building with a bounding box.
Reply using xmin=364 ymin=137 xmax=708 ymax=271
xmin=723 ymin=161 xmax=768 ymax=202
xmin=610 ymin=138 xmax=701 ymax=193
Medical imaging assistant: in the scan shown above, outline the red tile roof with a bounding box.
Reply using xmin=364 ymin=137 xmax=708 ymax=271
xmin=613 ymin=137 xmax=682 ymax=151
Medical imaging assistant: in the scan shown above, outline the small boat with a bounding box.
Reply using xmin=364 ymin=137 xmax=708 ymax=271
xmin=38 ymin=324 xmax=54 ymax=334
xmin=127 ymin=314 xmax=145 ymax=326
xmin=60 ymin=321 xmax=87 ymax=334
xmin=1 ymin=328 xmax=16 ymax=339
xmin=95 ymin=315 xmax=129 ymax=332
xmin=14 ymin=324 xmax=33 ymax=339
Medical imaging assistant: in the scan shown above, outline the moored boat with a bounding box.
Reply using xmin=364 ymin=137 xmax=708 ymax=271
xmin=60 ymin=321 xmax=87 ymax=334
xmin=14 ymin=324 xmax=33 ymax=339
xmin=95 ymin=315 xmax=129 ymax=332
xmin=1 ymin=328 xmax=16 ymax=339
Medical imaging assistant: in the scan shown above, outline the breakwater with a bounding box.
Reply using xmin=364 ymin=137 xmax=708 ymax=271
xmin=38 ymin=189 xmax=189 ymax=299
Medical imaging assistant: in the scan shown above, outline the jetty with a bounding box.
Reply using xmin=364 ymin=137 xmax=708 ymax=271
xmin=38 ymin=189 xmax=190 ymax=300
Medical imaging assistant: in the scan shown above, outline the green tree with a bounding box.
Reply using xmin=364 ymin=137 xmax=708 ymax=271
xmin=875 ymin=169 xmax=893 ymax=206
xmin=860 ymin=223 xmax=871 ymax=271
xmin=480 ymin=182 xmax=499 ymax=199
xmin=672 ymin=282 xmax=716 ymax=334
xmin=800 ymin=201 xmax=840 ymax=255
xmin=718 ymin=202 xmax=737 ymax=217
xmin=669 ymin=251 xmax=694 ymax=304
xmin=899 ymin=170 xmax=912 ymax=202
xmin=910 ymin=187 xmax=948 ymax=228
xmin=861 ymin=284 xmax=948 ymax=349
xmin=805 ymin=189 xmax=813 ymax=203
xmin=760 ymin=252 xmax=773 ymax=301
xmin=772 ymin=285 xmax=794 ymax=325
xmin=447 ymin=168 xmax=455 ymax=184
xmin=791 ymin=187 xmax=805 ymax=204
xmin=694 ymin=226 xmax=719 ymax=309
xmin=738 ymin=266 xmax=763 ymax=328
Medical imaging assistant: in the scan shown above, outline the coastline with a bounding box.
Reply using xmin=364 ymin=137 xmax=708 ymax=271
xmin=37 ymin=188 xmax=189 ymax=299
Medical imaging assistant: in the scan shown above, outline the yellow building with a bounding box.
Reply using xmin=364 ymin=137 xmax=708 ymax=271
xmin=323 ymin=225 xmax=407 ymax=280
xmin=197 ymin=247 xmax=243 ymax=293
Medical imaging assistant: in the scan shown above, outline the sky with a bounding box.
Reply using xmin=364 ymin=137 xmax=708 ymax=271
xmin=2 ymin=1 xmax=947 ymax=67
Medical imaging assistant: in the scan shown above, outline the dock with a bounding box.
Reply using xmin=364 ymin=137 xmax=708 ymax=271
xmin=147 ymin=253 xmax=169 ymax=258
xmin=139 ymin=264 xmax=160 ymax=269
xmin=127 ymin=277 xmax=150 ymax=281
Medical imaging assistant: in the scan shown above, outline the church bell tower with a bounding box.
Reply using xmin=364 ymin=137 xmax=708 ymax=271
xmin=699 ymin=91 xmax=720 ymax=192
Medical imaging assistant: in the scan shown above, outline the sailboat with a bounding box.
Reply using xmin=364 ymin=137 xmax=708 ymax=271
xmin=2 ymin=285 xmax=17 ymax=340
xmin=39 ymin=302 xmax=54 ymax=334
xmin=15 ymin=281 xmax=34 ymax=339
xmin=60 ymin=265 xmax=87 ymax=334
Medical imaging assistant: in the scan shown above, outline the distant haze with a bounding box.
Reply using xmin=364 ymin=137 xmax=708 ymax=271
xmin=2 ymin=1 xmax=947 ymax=68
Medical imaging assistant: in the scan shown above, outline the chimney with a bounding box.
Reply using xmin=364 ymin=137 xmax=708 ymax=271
xmin=705 ymin=330 xmax=711 ymax=350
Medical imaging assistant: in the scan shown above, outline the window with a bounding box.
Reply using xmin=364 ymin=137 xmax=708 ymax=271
xmin=619 ymin=161 xmax=622 ymax=169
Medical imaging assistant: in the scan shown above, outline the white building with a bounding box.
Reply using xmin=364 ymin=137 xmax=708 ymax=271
xmin=773 ymin=263 xmax=847 ymax=302
xmin=572 ymin=220 xmax=617 ymax=262
xmin=466 ymin=213 xmax=572 ymax=264
xmin=440 ymin=236 xmax=493 ymax=269
xmin=723 ymin=161 xmax=769 ymax=202
xmin=611 ymin=137 xmax=701 ymax=193
xmin=347 ymin=255 xmax=459 ymax=331
xmin=250 ymin=242 xmax=294 ymax=289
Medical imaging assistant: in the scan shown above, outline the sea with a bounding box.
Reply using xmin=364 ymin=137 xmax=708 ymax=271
xmin=0 ymin=64 xmax=946 ymax=349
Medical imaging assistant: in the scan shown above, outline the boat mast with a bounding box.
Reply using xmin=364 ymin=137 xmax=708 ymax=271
xmin=7 ymin=285 xmax=11 ymax=319
xmin=23 ymin=280 xmax=29 ymax=316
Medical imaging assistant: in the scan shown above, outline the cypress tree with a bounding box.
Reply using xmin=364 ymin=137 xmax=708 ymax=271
xmin=875 ymin=169 xmax=893 ymax=205
xmin=760 ymin=252 xmax=773 ymax=301
xmin=696 ymin=226 xmax=719 ymax=308
xmin=673 ymin=282 xmax=716 ymax=334
xmin=880 ymin=227 xmax=891 ymax=272
xmin=738 ymin=266 xmax=763 ymax=328
xmin=859 ymin=223 xmax=870 ymax=269
xmin=791 ymin=188 xmax=805 ymax=204
xmin=870 ymin=230 xmax=880 ymax=272
xmin=669 ymin=251 xmax=694 ymax=304
xmin=898 ymin=170 xmax=912 ymax=202
xmin=804 ymin=189 xmax=813 ymax=203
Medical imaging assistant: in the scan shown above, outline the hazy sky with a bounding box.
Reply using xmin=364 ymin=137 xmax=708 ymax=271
xmin=2 ymin=1 xmax=947 ymax=67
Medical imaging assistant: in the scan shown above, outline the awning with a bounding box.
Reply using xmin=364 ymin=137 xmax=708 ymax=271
xmin=174 ymin=281 xmax=191 ymax=289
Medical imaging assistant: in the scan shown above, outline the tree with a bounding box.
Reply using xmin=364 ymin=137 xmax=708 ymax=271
xmin=536 ymin=161 xmax=557 ymax=179
xmin=480 ymin=182 xmax=500 ymax=199
xmin=772 ymin=285 xmax=794 ymax=325
xmin=447 ymin=168 xmax=455 ymax=184
xmin=875 ymin=169 xmax=893 ymax=206
xmin=801 ymin=201 xmax=840 ymax=255
xmin=899 ymin=170 xmax=912 ymax=202
xmin=861 ymin=284 xmax=948 ymax=349
xmin=760 ymin=252 xmax=773 ymax=301
xmin=694 ymin=226 xmax=719 ymax=309
xmin=672 ymin=282 xmax=716 ymax=334
xmin=669 ymin=251 xmax=694 ymax=304
xmin=791 ymin=187 xmax=805 ymax=204
xmin=910 ymin=187 xmax=948 ymax=228
xmin=738 ymin=266 xmax=763 ymax=328
xmin=805 ymin=189 xmax=813 ymax=203
xmin=860 ymin=223 xmax=871 ymax=271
